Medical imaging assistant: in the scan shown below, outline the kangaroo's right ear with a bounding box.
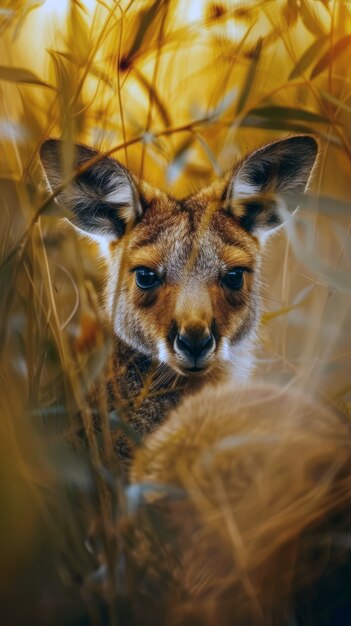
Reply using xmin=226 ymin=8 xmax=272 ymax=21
xmin=40 ymin=139 xmax=142 ymax=240
xmin=225 ymin=135 xmax=318 ymax=239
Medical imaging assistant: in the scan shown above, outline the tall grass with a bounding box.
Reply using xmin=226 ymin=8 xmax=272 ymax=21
xmin=0 ymin=1 xmax=350 ymax=624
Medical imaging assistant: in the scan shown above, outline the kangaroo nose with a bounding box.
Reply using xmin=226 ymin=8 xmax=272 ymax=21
xmin=176 ymin=331 xmax=214 ymax=360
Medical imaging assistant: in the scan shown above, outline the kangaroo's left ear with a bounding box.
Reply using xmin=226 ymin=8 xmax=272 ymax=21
xmin=226 ymin=135 xmax=318 ymax=238
xmin=40 ymin=139 xmax=142 ymax=241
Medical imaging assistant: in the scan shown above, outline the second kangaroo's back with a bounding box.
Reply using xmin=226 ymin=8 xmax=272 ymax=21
xmin=128 ymin=382 xmax=351 ymax=625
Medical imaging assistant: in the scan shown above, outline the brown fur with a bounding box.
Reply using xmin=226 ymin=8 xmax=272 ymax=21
xmin=40 ymin=135 xmax=318 ymax=461
xmin=127 ymin=382 xmax=351 ymax=625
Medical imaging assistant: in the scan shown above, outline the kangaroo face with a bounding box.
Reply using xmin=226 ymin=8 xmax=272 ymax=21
xmin=40 ymin=136 xmax=317 ymax=377
xmin=109 ymin=189 xmax=260 ymax=376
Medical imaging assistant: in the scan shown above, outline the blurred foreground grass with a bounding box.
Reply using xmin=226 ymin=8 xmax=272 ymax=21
xmin=0 ymin=1 xmax=350 ymax=624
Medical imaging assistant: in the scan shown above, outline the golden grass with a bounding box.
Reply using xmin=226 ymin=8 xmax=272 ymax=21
xmin=0 ymin=0 xmax=350 ymax=624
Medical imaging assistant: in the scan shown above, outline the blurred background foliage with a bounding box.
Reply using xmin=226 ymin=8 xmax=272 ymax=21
xmin=0 ymin=0 xmax=350 ymax=624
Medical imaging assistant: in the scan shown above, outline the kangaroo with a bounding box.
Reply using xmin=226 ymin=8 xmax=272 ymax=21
xmin=40 ymin=135 xmax=318 ymax=460
xmin=129 ymin=382 xmax=351 ymax=626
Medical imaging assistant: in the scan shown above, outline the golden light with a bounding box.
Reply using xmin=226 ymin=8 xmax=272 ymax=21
xmin=39 ymin=0 xmax=97 ymax=17
xmin=1 ymin=1 xmax=351 ymax=625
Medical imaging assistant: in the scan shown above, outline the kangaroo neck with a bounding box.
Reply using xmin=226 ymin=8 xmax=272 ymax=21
xmin=106 ymin=338 xmax=222 ymax=461
xmin=110 ymin=337 xmax=197 ymax=427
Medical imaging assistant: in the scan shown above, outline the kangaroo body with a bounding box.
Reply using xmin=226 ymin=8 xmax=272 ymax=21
xmin=129 ymin=382 xmax=351 ymax=625
xmin=40 ymin=135 xmax=318 ymax=458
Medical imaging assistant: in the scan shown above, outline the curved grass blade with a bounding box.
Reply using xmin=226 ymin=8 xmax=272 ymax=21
xmin=195 ymin=132 xmax=223 ymax=176
xmin=0 ymin=65 xmax=55 ymax=89
xmin=241 ymin=116 xmax=316 ymax=134
xmin=300 ymin=0 xmax=326 ymax=37
xmin=287 ymin=192 xmax=351 ymax=218
xmin=282 ymin=0 xmax=299 ymax=29
xmin=133 ymin=67 xmax=171 ymax=126
xmin=236 ymin=38 xmax=262 ymax=115
xmin=241 ymin=117 xmax=341 ymax=148
xmin=11 ymin=2 xmax=45 ymax=41
xmin=247 ymin=105 xmax=331 ymax=124
xmin=121 ymin=0 xmax=165 ymax=69
xmin=167 ymin=137 xmax=194 ymax=184
xmin=319 ymin=90 xmax=351 ymax=116
xmin=311 ymin=35 xmax=351 ymax=80
xmin=72 ymin=0 xmax=90 ymax=16
xmin=262 ymin=285 xmax=314 ymax=324
xmin=289 ymin=35 xmax=328 ymax=80
xmin=69 ymin=2 xmax=90 ymax=63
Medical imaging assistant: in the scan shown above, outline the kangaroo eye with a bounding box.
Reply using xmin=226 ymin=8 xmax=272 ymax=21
xmin=135 ymin=268 xmax=160 ymax=290
xmin=222 ymin=268 xmax=245 ymax=290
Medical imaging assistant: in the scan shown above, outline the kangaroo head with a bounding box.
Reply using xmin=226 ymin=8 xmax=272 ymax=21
xmin=40 ymin=136 xmax=318 ymax=377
